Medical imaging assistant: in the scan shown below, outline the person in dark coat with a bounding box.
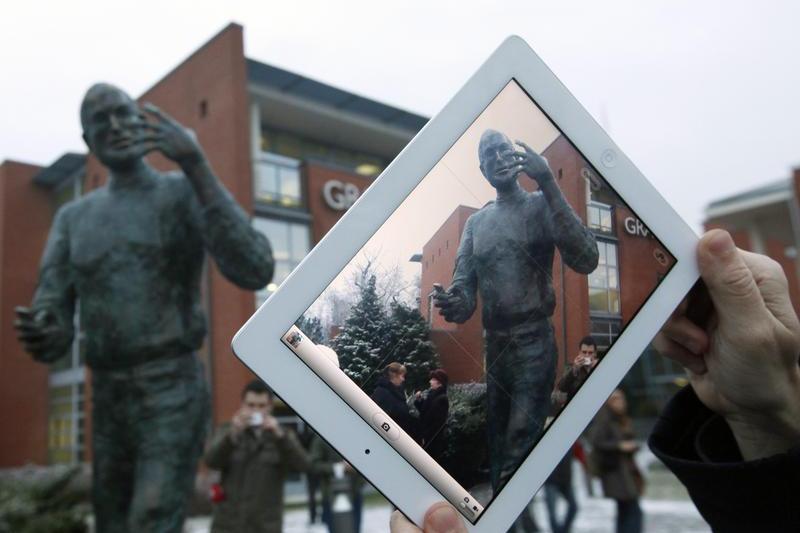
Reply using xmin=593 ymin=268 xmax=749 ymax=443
xmin=556 ymin=336 xmax=599 ymax=403
xmin=414 ymin=368 xmax=450 ymax=462
xmin=371 ymin=362 xmax=418 ymax=439
xmin=587 ymin=389 xmax=644 ymax=533
xmin=205 ymin=380 xmax=310 ymax=533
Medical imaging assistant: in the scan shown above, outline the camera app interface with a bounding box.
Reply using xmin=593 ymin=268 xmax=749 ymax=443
xmin=282 ymin=80 xmax=675 ymax=522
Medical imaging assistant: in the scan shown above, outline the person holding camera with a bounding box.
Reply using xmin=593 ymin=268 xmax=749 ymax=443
xmin=204 ymin=380 xmax=310 ymax=533
xmin=557 ymin=336 xmax=599 ymax=403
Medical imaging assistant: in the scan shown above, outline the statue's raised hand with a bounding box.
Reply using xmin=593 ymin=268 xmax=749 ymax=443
xmin=133 ymin=103 xmax=205 ymax=168
xmin=511 ymin=140 xmax=554 ymax=186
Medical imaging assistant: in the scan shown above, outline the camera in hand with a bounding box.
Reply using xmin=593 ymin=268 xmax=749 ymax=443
xmin=249 ymin=412 xmax=264 ymax=427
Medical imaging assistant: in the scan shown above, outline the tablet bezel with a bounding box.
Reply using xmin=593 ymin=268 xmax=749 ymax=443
xmin=232 ymin=35 xmax=699 ymax=531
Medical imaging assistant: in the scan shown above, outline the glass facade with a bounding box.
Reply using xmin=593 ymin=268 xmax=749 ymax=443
xmin=588 ymin=240 xmax=620 ymax=314
xmin=589 ymin=316 xmax=622 ymax=354
xmin=260 ymin=128 xmax=385 ymax=177
xmin=254 ymin=153 xmax=302 ymax=207
xmin=587 ymin=202 xmax=613 ymax=234
xmin=48 ymin=325 xmax=86 ymax=465
xmin=47 ymin=380 xmax=85 ymax=464
xmin=253 ymin=217 xmax=311 ymax=306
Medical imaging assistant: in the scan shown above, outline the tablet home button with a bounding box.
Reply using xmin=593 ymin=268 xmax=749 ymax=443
xmin=371 ymin=412 xmax=401 ymax=441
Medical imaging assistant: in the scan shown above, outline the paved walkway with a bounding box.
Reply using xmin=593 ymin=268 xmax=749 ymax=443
xmin=185 ymin=458 xmax=711 ymax=533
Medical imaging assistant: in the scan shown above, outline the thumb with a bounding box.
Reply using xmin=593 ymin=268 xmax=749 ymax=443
xmin=697 ymin=230 xmax=766 ymax=329
xmin=423 ymin=503 xmax=468 ymax=533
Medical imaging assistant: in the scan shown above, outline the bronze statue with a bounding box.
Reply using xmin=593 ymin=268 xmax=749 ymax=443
xmin=433 ymin=129 xmax=598 ymax=509
xmin=14 ymin=83 xmax=274 ymax=533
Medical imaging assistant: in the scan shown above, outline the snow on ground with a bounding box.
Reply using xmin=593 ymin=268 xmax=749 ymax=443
xmin=185 ymin=456 xmax=711 ymax=533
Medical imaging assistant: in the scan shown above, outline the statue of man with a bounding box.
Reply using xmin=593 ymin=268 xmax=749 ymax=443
xmin=433 ymin=129 xmax=599 ymax=499
xmin=14 ymin=83 xmax=274 ymax=533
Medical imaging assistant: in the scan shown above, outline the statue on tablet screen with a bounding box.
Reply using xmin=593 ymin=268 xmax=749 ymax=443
xmin=433 ymin=129 xmax=598 ymax=498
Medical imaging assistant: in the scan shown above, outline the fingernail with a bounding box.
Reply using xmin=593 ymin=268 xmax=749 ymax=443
xmin=427 ymin=505 xmax=462 ymax=533
xmin=705 ymin=230 xmax=735 ymax=256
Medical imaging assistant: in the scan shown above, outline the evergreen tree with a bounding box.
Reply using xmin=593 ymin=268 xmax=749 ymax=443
xmin=295 ymin=314 xmax=325 ymax=344
xmin=332 ymin=274 xmax=390 ymax=393
xmin=386 ymin=300 xmax=440 ymax=393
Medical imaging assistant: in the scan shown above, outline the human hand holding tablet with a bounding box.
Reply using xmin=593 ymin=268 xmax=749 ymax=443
xmin=232 ymin=36 xmax=699 ymax=532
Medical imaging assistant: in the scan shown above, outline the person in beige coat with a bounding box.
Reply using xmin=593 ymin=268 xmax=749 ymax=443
xmin=588 ymin=389 xmax=644 ymax=533
xmin=205 ymin=380 xmax=309 ymax=533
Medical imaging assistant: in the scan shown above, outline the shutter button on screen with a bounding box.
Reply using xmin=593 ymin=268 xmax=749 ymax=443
xmin=371 ymin=412 xmax=401 ymax=441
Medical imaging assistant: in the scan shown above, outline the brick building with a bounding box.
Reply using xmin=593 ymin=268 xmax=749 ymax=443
xmin=0 ymin=23 xmax=426 ymax=468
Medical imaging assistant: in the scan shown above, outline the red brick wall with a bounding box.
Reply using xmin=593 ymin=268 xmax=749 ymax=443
xmin=0 ymin=160 xmax=52 ymax=466
xmin=764 ymin=238 xmax=800 ymax=315
xmin=420 ymin=206 xmax=483 ymax=382
xmin=614 ymin=207 xmax=675 ymax=326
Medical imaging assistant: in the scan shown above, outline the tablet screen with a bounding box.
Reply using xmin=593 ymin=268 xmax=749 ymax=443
xmin=282 ymin=79 xmax=674 ymax=522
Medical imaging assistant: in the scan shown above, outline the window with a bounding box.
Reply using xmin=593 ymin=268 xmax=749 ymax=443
xmin=260 ymin=128 xmax=386 ymax=178
xmin=254 ymin=153 xmax=302 ymax=208
xmin=48 ymin=303 xmax=86 ymax=464
xmin=587 ymin=202 xmax=613 ymax=234
xmin=48 ymin=382 xmax=85 ymax=464
xmin=53 ymin=172 xmax=83 ymax=211
xmin=590 ymin=317 xmax=621 ymax=354
xmin=588 ymin=240 xmax=620 ymax=314
xmin=253 ymin=218 xmax=311 ymax=307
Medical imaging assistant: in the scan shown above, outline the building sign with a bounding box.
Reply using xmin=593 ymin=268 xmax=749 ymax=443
xmin=623 ymin=216 xmax=650 ymax=238
xmin=322 ymin=180 xmax=360 ymax=211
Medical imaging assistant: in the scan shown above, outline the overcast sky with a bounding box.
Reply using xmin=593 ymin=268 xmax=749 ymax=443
xmin=2 ymin=0 xmax=799 ymax=231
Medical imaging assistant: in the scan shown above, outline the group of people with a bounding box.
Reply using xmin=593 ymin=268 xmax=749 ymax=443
xmin=371 ymin=362 xmax=451 ymax=463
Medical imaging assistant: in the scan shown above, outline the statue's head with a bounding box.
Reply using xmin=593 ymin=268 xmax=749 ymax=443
xmin=81 ymin=83 xmax=145 ymax=169
xmin=478 ymin=129 xmax=518 ymax=190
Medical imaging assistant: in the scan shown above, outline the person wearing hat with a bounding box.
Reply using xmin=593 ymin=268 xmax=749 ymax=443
xmin=414 ymin=369 xmax=450 ymax=463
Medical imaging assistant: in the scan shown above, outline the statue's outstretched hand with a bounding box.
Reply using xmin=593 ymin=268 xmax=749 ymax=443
xmin=431 ymin=285 xmax=467 ymax=323
xmin=14 ymin=306 xmax=71 ymax=363
xmin=133 ymin=103 xmax=205 ymax=168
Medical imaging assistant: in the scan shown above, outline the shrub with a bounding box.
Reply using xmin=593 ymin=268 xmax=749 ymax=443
xmin=0 ymin=466 xmax=88 ymax=533
xmin=440 ymin=382 xmax=489 ymax=489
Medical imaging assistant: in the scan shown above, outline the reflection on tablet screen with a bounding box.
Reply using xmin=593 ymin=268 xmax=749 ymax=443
xmin=281 ymin=80 xmax=675 ymax=523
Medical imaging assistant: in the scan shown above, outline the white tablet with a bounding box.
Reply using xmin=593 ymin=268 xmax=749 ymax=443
xmin=232 ymin=35 xmax=699 ymax=532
